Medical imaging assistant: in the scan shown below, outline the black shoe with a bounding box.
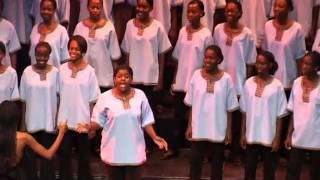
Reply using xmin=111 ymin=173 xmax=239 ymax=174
xmin=161 ymin=150 xmax=177 ymax=160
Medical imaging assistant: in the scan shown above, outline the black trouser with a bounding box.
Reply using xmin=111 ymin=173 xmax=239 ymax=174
xmin=245 ymin=144 xmax=278 ymax=180
xmin=24 ymin=131 xmax=56 ymax=180
xmin=107 ymin=165 xmax=141 ymax=180
xmin=190 ymin=141 xmax=225 ymax=180
xmin=59 ymin=130 xmax=92 ymax=180
xmin=286 ymin=148 xmax=320 ymax=180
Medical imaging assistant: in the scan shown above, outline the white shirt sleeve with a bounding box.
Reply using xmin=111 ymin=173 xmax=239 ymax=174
xmin=276 ymin=85 xmax=288 ymax=118
xmin=141 ymin=92 xmax=155 ymax=127
xmin=239 ymin=82 xmax=247 ymax=113
xmin=91 ymin=97 xmax=107 ymax=127
xmin=172 ymin=29 xmax=182 ymax=60
xmin=121 ymin=22 xmax=131 ymax=54
xmin=19 ymin=70 xmax=27 ymax=101
xmin=59 ymin=28 xmax=70 ymax=62
xmin=108 ymin=24 xmax=121 ymax=60
xmin=8 ymin=26 xmax=21 ymax=53
xmin=89 ymin=70 xmax=101 ymax=102
xmin=184 ymin=72 xmax=195 ymax=106
xmin=245 ymin=32 xmax=257 ymax=64
xmin=10 ymin=69 xmax=19 ymax=100
xmin=226 ymin=76 xmax=239 ymax=111
xmin=157 ymin=24 xmax=172 ymax=53
xmin=294 ymin=26 xmax=306 ymax=60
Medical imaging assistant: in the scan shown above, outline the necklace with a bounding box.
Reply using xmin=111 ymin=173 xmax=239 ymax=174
xmin=113 ymin=88 xmax=135 ymax=109
xmin=224 ymin=23 xmax=243 ymax=46
xmin=32 ymin=65 xmax=52 ymax=81
xmin=273 ymin=20 xmax=292 ymax=42
xmin=134 ymin=19 xmax=152 ymax=36
xmin=201 ymin=69 xmax=223 ymax=93
xmin=254 ymin=76 xmax=273 ymax=97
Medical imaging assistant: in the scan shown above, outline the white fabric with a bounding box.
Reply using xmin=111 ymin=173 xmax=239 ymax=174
xmin=240 ymin=77 xmax=287 ymax=146
xmin=91 ymin=89 xmax=154 ymax=165
xmin=240 ymin=0 xmax=269 ymax=46
xmin=312 ymin=29 xmax=320 ymax=53
xmin=78 ymin=0 xmax=114 ymax=22
xmin=0 ymin=19 xmax=21 ymax=66
xmin=214 ymin=23 xmax=257 ymax=95
xmin=30 ymin=0 xmax=70 ymax=25
xmin=287 ymin=77 xmax=320 ymax=149
xmin=182 ymin=0 xmax=226 ymax=32
xmin=3 ymin=0 xmax=33 ymax=43
xmin=58 ymin=63 xmax=101 ymax=129
xmin=29 ymin=24 xmax=69 ymax=68
xmin=74 ymin=21 xmax=121 ymax=87
xmin=0 ymin=66 xmax=19 ymax=103
xmin=184 ymin=70 xmax=239 ymax=142
xmin=172 ymin=26 xmax=213 ymax=92
xmin=20 ymin=66 xmax=59 ymax=132
xmin=121 ymin=19 xmax=172 ymax=85
xmin=264 ymin=20 xmax=306 ymax=88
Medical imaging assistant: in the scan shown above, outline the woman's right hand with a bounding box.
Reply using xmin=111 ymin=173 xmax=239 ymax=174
xmin=58 ymin=122 xmax=68 ymax=134
xmin=240 ymin=136 xmax=247 ymax=149
xmin=284 ymin=136 xmax=292 ymax=150
xmin=185 ymin=126 xmax=192 ymax=141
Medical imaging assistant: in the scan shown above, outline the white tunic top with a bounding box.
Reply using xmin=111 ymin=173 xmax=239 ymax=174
xmin=121 ymin=19 xmax=172 ymax=85
xmin=172 ymin=26 xmax=213 ymax=92
xmin=214 ymin=23 xmax=257 ymax=96
xmin=91 ymin=89 xmax=154 ymax=165
xmin=240 ymin=0 xmax=271 ymax=47
xmin=0 ymin=66 xmax=19 ymax=103
xmin=287 ymin=77 xmax=320 ymax=150
xmin=240 ymin=77 xmax=288 ymax=146
xmin=0 ymin=19 xmax=21 ymax=66
xmin=29 ymin=24 xmax=69 ymax=68
xmin=30 ymin=0 xmax=70 ymax=25
xmin=3 ymin=0 xmax=33 ymax=44
xmin=78 ymin=0 xmax=114 ymax=22
xmin=181 ymin=0 xmax=226 ymax=32
xmin=264 ymin=21 xmax=306 ymax=88
xmin=74 ymin=21 xmax=121 ymax=87
xmin=312 ymin=29 xmax=320 ymax=53
xmin=58 ymin=63 xmax=101 ymax=129
xmin=184 ymin=70 xmax=239 ymax=142
xmin=20 ymin=66 xmax=59 ymax=133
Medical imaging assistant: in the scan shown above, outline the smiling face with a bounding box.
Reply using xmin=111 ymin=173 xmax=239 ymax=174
xmin=225 ymin=2 xmax=241 ymax=24
xmin=68 ymin=40 xmax=83 ymax=61
xmin=35 ymin=45 xmax=50 ymax=68
xmin=40 ymin=0 xmax=56 ymax=22
xmin=203 ymin=48 xmax=221 ymax=72
xmin=136 ymin=0 xmax=152 ymax=20
xmin=88 ymin=0 xmax=102 ymax=21
xmin=114 ymin=69 xmax=133 ymax=93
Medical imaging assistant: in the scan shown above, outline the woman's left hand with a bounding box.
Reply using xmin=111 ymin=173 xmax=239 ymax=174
xmin=153 ymin=136 xmax=168 ymax=151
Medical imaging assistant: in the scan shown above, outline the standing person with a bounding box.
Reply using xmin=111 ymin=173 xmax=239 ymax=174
xmin=74 ymin=0 xmax=121 ymax=91
xmin=29 ymin=0 xmax=69 ymax=68
xmin=213 ymin=0 xmax=256 ymax=97
xmin=77 ymin=64 xmax=168 ymax=180
xmin=0 ymin=0 xmax=21 ymax=69
xmin=121 ymin=0 xmax=171 ymax=110
xmin=0 ymin=41 xmax=19 ymax=103
xmin=20 ymin=42 xmax=59 ymax=180
xmin=171 ymin=0 xmax=213 ymax=156
xmin=30 ymin=0 xmax=70 ymax=27
xmin=240 ymin=51 xmax=288 ymax=180
xmin=285 ymin=51 xmax=320 ymax=180
xmin=0 ymin=101 xmax=68 ymax=180
xmin=58 ymin=35 xmax=101 ymax=180
xmin=185 ymin=45 xmax=238 ymax=180
xmin=264 ymin=0 xmax=306 ymax=90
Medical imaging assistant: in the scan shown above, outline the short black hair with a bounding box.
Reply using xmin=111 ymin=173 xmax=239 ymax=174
xmin=35 ymin=41 xmax=52 ymax=55
xmin=258 ymin=50 xmax=278 ymax=75
xmin=188 ymin=0 xmax=204 ymax=12
xmin=205 ymin=45 xmax=224 ymax=63
xmin=113 ymin=64 xmax=133 ymax=78
xmin=40 ymin=0 xmax=57 ymax=10
xmin=68 ymin=35 xmax=88 ymax=54
xmin=0 ymin=41 xmax=6 ymax=54
xmin=304 ymin=51 xmax=320 ymax=70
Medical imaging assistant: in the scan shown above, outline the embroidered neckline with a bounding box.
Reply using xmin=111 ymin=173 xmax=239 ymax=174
xmin=32 ymin=65 xmax=52 ymax=81
xmin=186 ymin=25 xmax=204 ymax=41
xmin=272 ymin=20 xmax=293 ymax=42
xmin=253 ymin=76 xmax=274 ymax=97
xmin=68 ymin=62 xmax=87 ymax=78
xmin=133 ymin=18 xmax=153 ymax=36
xmin=112 ymin=88 xmax=135 ymax=109
xmin=301 ymin=77 xmax=319 ymax=103
xmin=201 ymin=69 xmax=224 ymax=93
xmin=83 ymin=18 xmax=107 ymax=38
xmin=223 ymin=23 xmax=244 ymax=46
xmin=37 ymin=21 xmax=58 ymax=42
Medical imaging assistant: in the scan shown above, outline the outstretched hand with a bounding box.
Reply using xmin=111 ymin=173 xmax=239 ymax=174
xmin=153 ymin=136 xmax=168 ymax=151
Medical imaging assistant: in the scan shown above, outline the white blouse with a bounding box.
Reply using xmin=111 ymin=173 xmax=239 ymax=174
xmin=0 ymin=66 xmax=19 ymax=103
xmin=58 ymin=63 xmax=101 ymax=129
xmin=214 ymin=23 xmax=257 ymax=96
xmin=312 ymin=29 xmax=320 ymax=53
xmin=29 ymin=24 xmax=69 ymax=68
xmin=91 ymin=89 xmax=154 ymax=165
xmin=184 ymin=70 xmax=239 ymax=142
xmin=74 ymin=21 xmax=121 ymax=87
xmin=287 ymin=77 xmax=320 ymax=150
xmin=0 ymin=19 xmax=21 ymax=66
xmin=264 ymin=20 xmax=306 ymax=88
xmin=20 ymin=66 xmax=59 ymax=133
xmin=121 ymin=19 xmax=172 ymax=85
xmin=240 ymin=77 xmax=288 ymax=146
xmin=172 ymin=26 xmax=213 ymax=92
xmin=30 ymin=0 xmax=70 ymax=25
